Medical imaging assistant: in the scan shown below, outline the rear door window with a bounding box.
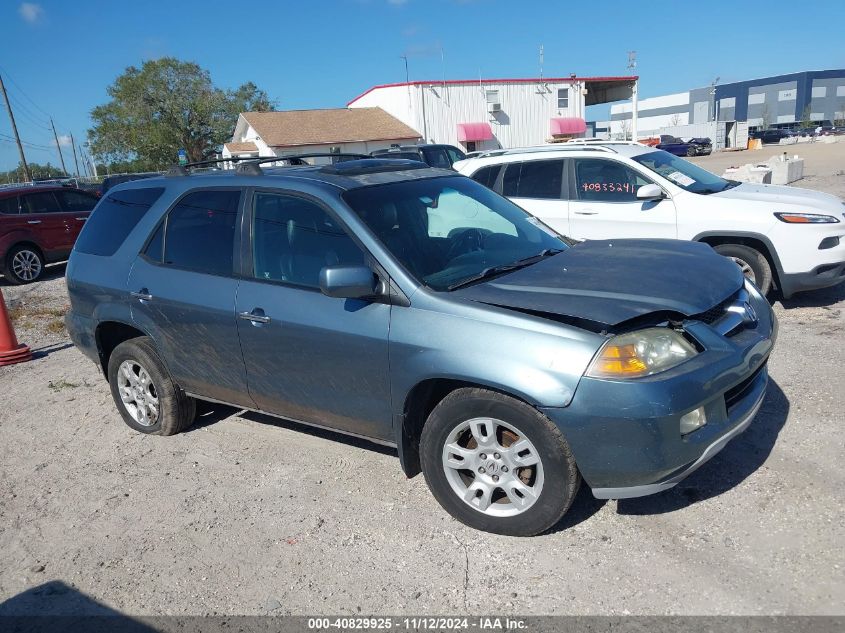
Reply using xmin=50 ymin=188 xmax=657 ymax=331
xmin=470 ymin=165 xmax=501 ymax=190
xmin=0 ymin=196 xmax=20 ymax=215
xmin=502 ymin=160 xmax=564 ymax=199
xmin=162 ymin=190 xmax=240 ymax=276
xmin=20 ymin=191 xmax=61 ymax=214
xmin=57 ymin=190 xmax=98 ymax=212
xmin=74 ymin=187 xmax=165 ymax=256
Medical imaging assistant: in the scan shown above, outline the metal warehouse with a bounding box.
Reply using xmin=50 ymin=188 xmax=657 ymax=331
xmin=607 ymin=68 xmax=845 ymax=143
xmin=347 ymin=75 xmax=638 ymax=152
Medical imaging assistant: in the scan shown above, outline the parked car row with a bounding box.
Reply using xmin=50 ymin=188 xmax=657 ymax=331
xmin=64 ymin=157 xmax=777 ymax=536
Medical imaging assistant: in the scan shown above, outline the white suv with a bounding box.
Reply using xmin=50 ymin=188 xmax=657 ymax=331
xmin=454 ymin=142 xmax=845 ymax=297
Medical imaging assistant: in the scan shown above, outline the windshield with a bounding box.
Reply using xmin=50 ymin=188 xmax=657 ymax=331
xmin=632 ymin=150 xmax=733 ymax=194
xmin=343 ymin=176 xmax=567 ymax=291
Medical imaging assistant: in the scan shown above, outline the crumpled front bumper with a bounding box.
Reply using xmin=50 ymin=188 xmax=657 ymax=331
xmin=541 ymin=289 xmax=777 ymax=498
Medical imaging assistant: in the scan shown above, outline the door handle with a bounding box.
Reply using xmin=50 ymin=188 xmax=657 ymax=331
xmin=130 ymin=289 xmax=153 ymax=302
xmin=238 ymin=310 xmax=271 ymax=324
xmin=27 ymin=220 xmax=41 ymax=224
xmin=573 ymin=210 xmax=598 ymax=215
xmin=75 ymin=217 xmax=87 ymax=221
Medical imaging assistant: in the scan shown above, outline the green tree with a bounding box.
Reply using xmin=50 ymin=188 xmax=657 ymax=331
xmin=1 ymin=162 xmax=66 ymax=183
xmin=799 ymin=104 xmax=814 ymax=129
xmin=88 ymin=58 xmax=274 ymax=169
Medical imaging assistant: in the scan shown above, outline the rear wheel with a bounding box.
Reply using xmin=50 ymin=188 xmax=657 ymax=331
xmin=4 ymin=245 xmax=44 ymax=284
xmin=713 ymin=243 xmax=773 ymax=294
xmin=420 ymin=388 xmax=580 ymax=536
xmin=107 ymin=336 xmax=196 ymax=435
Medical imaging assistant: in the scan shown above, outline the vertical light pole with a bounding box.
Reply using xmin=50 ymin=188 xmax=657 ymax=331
xmin=711 ymin=76 xmax=720 ymax=122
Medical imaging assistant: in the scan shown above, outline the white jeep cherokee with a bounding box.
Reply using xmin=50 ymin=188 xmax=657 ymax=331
xmin=454 ymin=142 xmax=845 ymax=297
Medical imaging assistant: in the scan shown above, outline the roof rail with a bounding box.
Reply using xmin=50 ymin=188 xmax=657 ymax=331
xmin=168 ymin=152 xmax=372 ymax=177
xmin=473 ymin=144 xmax=617 ymax=159
xmin=564 ymin=139 xmax=650 ymax=147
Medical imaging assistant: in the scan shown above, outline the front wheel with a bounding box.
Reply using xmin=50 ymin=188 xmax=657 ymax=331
xmin=686 ymin=146 xmax=696 ymax=157
xmin=713 ymin=243 xmax=773 ymax=294
xmin=107 ymin=336 xmax=196 ymax=435
xmin=420 ymin=388 xmax=580 ymax=536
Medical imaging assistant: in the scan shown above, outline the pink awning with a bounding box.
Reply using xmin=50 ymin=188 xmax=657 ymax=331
xmin=550 ymin=117 xmax=587 ymax=136
xmin=457 ymin=122 xmax=493 ymax=142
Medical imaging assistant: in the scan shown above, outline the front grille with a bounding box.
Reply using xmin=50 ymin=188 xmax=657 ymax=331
xmin=691 ymin=292 xmax=737 ymax=325
xmin=724 ymin=363 xmax=765 ymax=412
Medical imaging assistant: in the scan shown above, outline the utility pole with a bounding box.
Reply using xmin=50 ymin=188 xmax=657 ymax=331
xmin=0 ymin=73 xmax=32 ymax=182
xmin=50 ymin=118 xmax=67 ymax=175
xmin=69 ymin=132 xmax=80 ymax=176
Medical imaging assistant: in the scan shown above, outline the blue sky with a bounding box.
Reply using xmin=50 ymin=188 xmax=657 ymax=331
xmin=1 ymin=0 xmax=844 ymax=171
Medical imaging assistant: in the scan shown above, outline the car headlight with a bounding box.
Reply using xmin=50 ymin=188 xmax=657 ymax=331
xmin=586 ymin=328 xmax=698 ymax=379
xmin=774 ymin=212 xmax=839 ymax=224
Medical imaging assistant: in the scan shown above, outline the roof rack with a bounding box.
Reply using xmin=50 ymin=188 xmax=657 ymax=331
xmin=167 ymin=152 xmax=372 ymax=177
xmin=472 ymin=144 xmax=618 ymax=159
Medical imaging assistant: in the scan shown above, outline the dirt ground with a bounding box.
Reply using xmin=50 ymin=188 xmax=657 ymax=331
xmin=0 ymin=147 xmax=843 ymax=617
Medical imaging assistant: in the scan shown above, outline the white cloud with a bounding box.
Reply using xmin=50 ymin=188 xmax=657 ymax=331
xmin=19 ymin=2 xmax=43 ymax=23
xmin=56 ymin=135 xmax=72 ymax=147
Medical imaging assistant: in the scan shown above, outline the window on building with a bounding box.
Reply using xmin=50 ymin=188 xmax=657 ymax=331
xmin=163 ymin=190 xmax=240 ymax=276
xmin=465 ymin=141 xmax=477 ymax=153
xmin=252 ymin=192 xmax=363 ymax=288
xmin=485 ymin=90 xmax=500 ymax=105
xmin=573 ymin=158 xmax=653 ymax=203
xmin=557 ymin=88 xmax=569 ymax=109
xmin=502 ymin=160 xmax=564 ymax=199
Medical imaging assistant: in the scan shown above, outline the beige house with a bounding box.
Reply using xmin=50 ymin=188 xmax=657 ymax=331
xmin=222 ymin=107 xmax=421 ymax=165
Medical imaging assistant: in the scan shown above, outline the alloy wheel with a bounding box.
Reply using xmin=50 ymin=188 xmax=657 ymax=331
xmin=116 ymin=360 xmax=159 ymax=427
xmin=441 ymin=417 xmax=544 ymax=517
xmin=728 ymin=256 xmax=756 ymax=282
xmin=11 ymin=250 xmax=42 ymax=282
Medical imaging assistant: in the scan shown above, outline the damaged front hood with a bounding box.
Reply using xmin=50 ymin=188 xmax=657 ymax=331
xmin=453 ymin=239 xmax=743 ymax=329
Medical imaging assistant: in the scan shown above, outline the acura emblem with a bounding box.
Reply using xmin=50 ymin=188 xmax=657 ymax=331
xmin=742 ymin=302 xmax=758 ymax=325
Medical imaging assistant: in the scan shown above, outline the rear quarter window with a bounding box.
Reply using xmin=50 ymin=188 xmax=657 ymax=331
xmin=74 ymin=187 xmax=165 ymax=256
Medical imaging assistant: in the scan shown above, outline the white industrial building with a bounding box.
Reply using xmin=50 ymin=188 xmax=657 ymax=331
xmin=347 ymin=75 xmax=638 ymax=152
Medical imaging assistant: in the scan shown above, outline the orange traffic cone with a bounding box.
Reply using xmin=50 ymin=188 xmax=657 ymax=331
xmin=0 ymin=287 xmax=31 ymax=366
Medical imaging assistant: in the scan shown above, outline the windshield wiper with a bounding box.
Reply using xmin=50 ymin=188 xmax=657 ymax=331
xmin=447 ymin=249 xmax=563 ymax=290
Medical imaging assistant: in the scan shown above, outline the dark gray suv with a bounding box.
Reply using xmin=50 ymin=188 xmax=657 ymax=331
xmin=65 ymin=158 xmax=776 ymax=536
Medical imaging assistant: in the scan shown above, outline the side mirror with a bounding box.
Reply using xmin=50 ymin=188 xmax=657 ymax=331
xmin=636 ymin=184 xmax=665 ymax=200
xmin=319 ymin=264 xmax=378 ymax=299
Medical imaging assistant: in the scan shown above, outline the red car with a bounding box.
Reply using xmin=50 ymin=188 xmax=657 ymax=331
xmin=0 ymin=185 xmax=99 ymax=284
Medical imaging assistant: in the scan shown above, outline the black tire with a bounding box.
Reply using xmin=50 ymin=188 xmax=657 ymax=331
xmin=686 ymin=146 xmax=696 ymax=157
xmin=420 ymin=388 xmax=580 ymax=536
xmin=107 ymin=336 xmax=196 ymax=435
xmin=4 ymin=244 xmax=44 ymax=285
xmin=713 ymin=243 xmax=773 ymax=294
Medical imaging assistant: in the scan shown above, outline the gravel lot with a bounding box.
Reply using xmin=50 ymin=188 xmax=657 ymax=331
xmin=1 ymin=145 xmax=843 ymax=617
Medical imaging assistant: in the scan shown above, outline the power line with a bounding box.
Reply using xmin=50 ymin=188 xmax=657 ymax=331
xmin=6 ymin=93 xmax=51 ymax=129
xmin=0 ymin=65 xmax=53 ymax=118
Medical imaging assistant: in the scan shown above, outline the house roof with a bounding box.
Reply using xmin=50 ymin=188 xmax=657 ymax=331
xmin=240 ymin=108 xmax=421 ymax=147
xmin=347 ymin=76 xmax=639 ymax=106
xmin=224 ymin=141 xmax=258 ymax=153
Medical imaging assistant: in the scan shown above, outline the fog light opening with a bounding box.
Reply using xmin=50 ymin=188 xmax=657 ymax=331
xmin=680 ymin=406 xmax=707 ymax=435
